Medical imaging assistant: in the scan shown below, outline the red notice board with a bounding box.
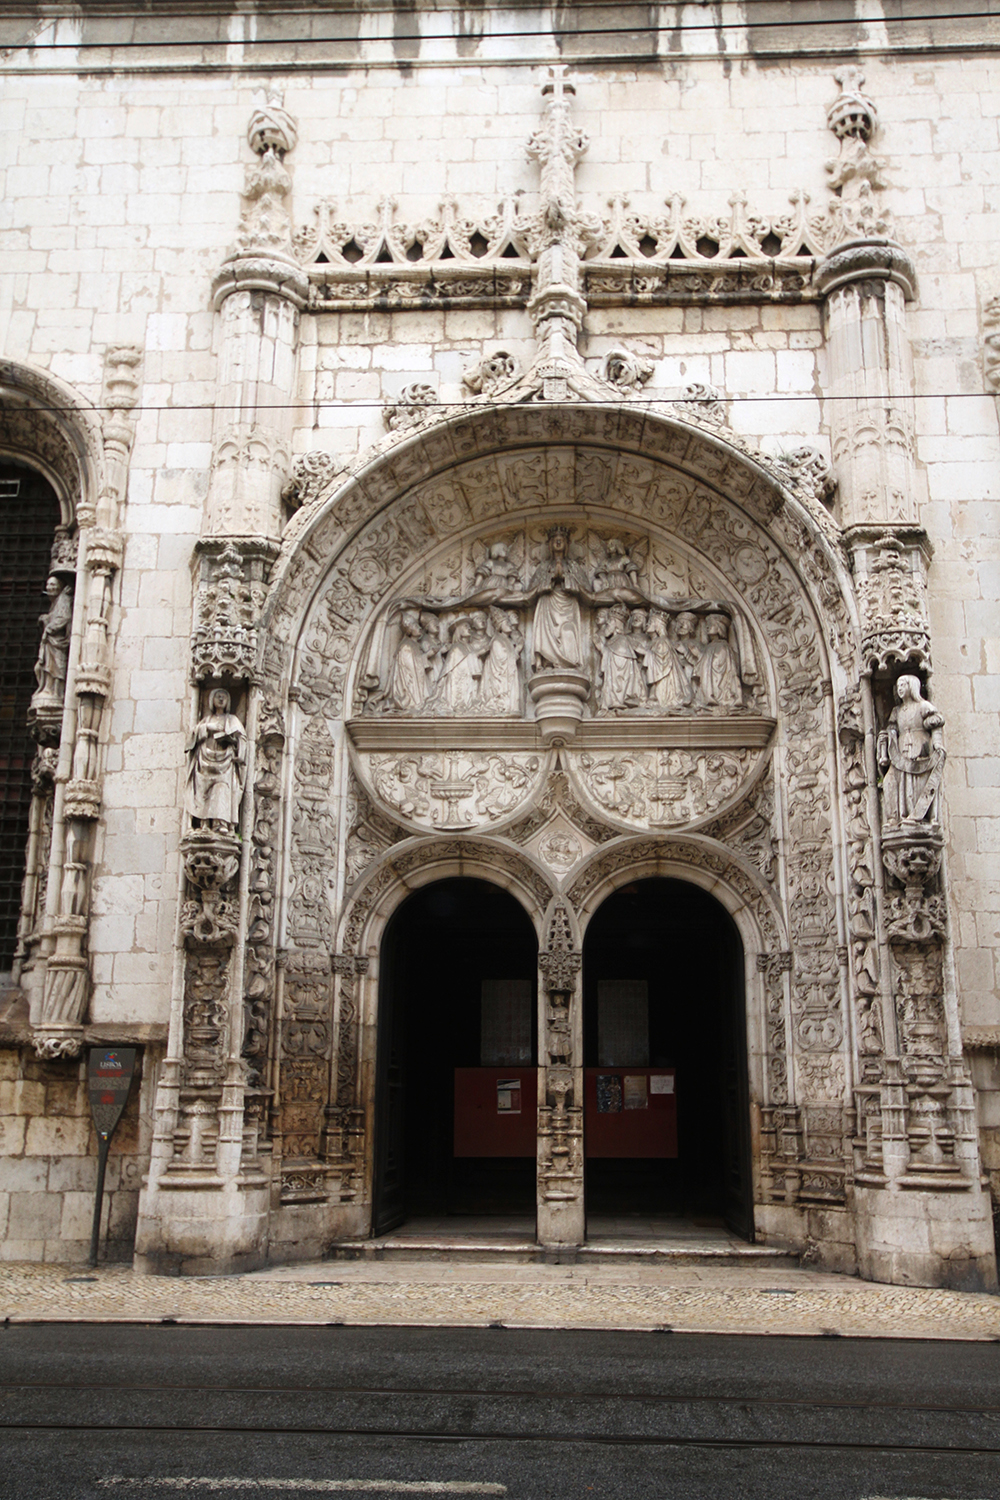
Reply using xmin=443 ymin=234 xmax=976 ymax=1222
xmin=454 ymin=1068 xmax=538 ymax=1157
xmin=584 ymin=1068 xmax=677 ymax=1158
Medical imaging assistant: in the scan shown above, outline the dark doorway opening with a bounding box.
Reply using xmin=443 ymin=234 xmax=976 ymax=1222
xmin=373 ymin=877 xmax=538 ymax=1237
xmin=582 ymin=877 xmax=753 ymax=1240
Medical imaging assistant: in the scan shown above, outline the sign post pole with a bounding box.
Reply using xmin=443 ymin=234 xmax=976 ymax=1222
xmin=86 ymin=1048 xmax=137 ymax=1269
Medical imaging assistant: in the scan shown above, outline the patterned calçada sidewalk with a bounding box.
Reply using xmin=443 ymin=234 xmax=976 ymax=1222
xmin=2 ymin=1256 xmax=999 ymax=1340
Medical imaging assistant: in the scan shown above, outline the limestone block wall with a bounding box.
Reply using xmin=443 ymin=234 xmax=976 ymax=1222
xmin=0 ymin=4 xmax=998 ymax=1259
xmin=0 ymin=1046 xmax=157 ymax=1262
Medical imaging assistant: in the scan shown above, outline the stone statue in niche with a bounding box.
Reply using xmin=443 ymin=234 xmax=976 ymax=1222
xmin=185 ymin=688 xmax=248 ymax=831
xmin=362 ymin=524 xmax=753 ymax=719
xmin=31 ymin=575 xmax=73 ymax=708
xmin=877 ymin=675 xmax=945 ymax=828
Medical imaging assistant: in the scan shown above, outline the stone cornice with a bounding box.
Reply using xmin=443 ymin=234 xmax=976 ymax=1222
xmin=347 ymin=716 xmax=777 ymax=753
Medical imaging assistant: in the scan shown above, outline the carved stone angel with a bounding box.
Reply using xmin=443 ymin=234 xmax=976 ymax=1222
xmin=472 ymin=537 xmax=522 ymax=594
xmin=591 ymin=535 xmax=643 ymax=596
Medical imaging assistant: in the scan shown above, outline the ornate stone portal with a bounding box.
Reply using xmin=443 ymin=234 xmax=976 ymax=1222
xmin=131 ymin=69 xmax=996 ymax=1291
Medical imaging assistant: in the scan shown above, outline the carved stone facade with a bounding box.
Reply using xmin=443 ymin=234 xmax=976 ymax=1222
xmin=1 ymin=6 xmax=998 ymax=1289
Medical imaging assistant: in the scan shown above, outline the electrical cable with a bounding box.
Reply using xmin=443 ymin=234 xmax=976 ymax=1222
xmin=10 ymin=394 xmax=992 ymax=416
xmin=7 ymin=7 xmax=1000 ymax=49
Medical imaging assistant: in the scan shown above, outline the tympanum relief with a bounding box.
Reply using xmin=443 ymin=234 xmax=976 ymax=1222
xmin=360 ymin=525 xmax=759 ymax=722
xmin=348 ymin=523 xmax=772 ymax=838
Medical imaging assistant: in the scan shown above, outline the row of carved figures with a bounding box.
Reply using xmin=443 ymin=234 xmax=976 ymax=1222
xmin=35 ymin=580 xmax=946 ymax=837
xmin=374 ymin=601 xmax=742 ymax=717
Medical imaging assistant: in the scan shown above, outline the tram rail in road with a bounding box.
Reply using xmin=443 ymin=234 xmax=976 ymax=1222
xmin=2 ymin=1324 xmax=999 ymax=1500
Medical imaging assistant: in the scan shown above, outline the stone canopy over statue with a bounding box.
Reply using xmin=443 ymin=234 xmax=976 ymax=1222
xmin=361 ymin=525 xmax=754 ymax=719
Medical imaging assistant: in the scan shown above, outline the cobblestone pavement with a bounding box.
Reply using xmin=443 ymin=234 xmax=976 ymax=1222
xmin=2 ymin=1256 xmax=999 ymax=1339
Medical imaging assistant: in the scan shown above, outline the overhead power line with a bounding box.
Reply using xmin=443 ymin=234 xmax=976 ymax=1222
xmin=9 ymin=8 xmax=1000 ymax=49
xmin=16 ymin=394 xmax=994 ymax=416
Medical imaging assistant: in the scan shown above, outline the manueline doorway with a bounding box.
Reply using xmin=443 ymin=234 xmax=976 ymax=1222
xmin=582 ymin=877 xmax=753 ymax=1241
xmin=373 ymin=877 xmax=539 ymax=1237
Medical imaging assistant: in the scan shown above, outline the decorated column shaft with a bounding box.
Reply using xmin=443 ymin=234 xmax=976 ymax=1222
xmin=818 ymin=73 xmax=994 ymax=1286
xmin=136 ymin=100 xmax=305 ymax=1272
xmin=31 ymin=346 xmax=142 ymax=1059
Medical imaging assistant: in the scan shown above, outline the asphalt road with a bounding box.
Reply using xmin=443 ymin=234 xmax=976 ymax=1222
xmin=1 ymin=1323 xmax=998 ymax=1500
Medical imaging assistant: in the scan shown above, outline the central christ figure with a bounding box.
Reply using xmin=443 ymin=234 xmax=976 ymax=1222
xmin=522 ymin=525 xmax=591 ymax=671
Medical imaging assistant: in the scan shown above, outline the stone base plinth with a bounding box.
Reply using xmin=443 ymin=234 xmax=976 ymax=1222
xmin=854 ymin=1180 xmax=998 ymax=1292
xmin=528 ymin=669 xmax=590 ymax=745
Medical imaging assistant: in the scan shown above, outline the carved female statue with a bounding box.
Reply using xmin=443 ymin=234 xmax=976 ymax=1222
xmin=641 ymin=609 xmax=689 ymax=710
xmin=877 ymin=674 xmax=946 ymax=827
xmin=387 ymin=608 xmax=434 ymax=712
xmin=480 ymin=607 xmax=523 ymax=715
xmin=597 ymin=603 xmax=646 ymax=712
xmin=671 ymin=611 xmax=702 ymax=702
xmin=429 ymin=617 xmax=486 ymax=714
xmin=185 ymin=688 xmax=248 ymax=830
xmin=693 ymin=613 xmax=743 ymax=710
xmin=525 ymin=527 xmax=590 ymax=672
xmin=32 ymin=575 xmax=73 ymax=706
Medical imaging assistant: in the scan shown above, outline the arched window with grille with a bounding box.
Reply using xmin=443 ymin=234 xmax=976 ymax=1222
xmin=0 ymin=459 xmax=64 ymax=982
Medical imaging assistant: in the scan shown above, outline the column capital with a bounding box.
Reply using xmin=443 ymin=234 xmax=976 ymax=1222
xmin=815 ymin=238 xmax=916 ymax=300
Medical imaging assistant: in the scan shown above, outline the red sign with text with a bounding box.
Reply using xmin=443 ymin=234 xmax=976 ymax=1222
xmin=453 ymin=1068 xmax=538 ymax=1157
xmin=584 ymin=1067 xmax=677 ymax=1158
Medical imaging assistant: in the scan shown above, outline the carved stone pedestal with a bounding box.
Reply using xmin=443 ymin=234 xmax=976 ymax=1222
xmin=528 ymin=669 xmax=590 ymax=745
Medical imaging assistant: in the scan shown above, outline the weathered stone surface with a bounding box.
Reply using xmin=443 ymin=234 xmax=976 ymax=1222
xmin=0 ymin=4 xmax=998 ymax=1291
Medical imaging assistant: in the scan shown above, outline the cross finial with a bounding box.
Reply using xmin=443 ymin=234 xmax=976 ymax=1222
xmin=542 ymin=63 xmax=575 ymax=102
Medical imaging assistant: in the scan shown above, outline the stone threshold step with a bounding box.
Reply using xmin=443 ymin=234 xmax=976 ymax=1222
xmin=326 ymin=1238 xmax=799 ymax=1267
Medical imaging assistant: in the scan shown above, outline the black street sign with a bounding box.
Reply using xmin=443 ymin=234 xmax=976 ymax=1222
xmin=87 ymin=1048 xmax=137 ymax=1266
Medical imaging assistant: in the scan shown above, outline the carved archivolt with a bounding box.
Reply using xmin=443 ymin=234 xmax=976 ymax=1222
xmin=339 ymin=836 xmax=558 ymax=958
xmin=0 ymin=359 xmax=102 ymax=522
xmin=257 ymin=404 xmax=863 ymax=1216
xmin=565 ymin=832 xmax=787 ymax=955
xmin=262 ymin=405 xmax=855 ymax=682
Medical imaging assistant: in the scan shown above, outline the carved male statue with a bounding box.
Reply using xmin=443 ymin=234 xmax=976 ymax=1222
xmin=641 ymin=608 xmax=689 ymax=709
xmin=429 ymin=617 xmax=486 ymax=714
xmin=387 ymin=608 xmax=435 ymax=712
xmin=877 ymin=674 xmax=946 ymax=827
xmin=597 ymin=603 xmax=646 ymax=712
xmin=694 ymin=613 xmax=743 ymax=710
xmin=185 ymin=687 xmax=248 ymax=830
xmin=32 ymin=575 xmax=73 ymax=706
xmin=671 ymin=611 xmax=702 ymax=700
xmin=480 ymin=607 xmax=523 ymax=714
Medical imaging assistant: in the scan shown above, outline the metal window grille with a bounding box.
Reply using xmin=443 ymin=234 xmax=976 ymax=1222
xmin=0 ymin=463 xmax=61 ymax=970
